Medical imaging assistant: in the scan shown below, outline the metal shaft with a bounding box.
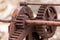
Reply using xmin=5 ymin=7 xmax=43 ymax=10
xmin=0 ymin=19 xmax=11 ymax=23
xmin=1 ymin=19 xmax=60 ymax=26
xmin=26 ymin=20 xmax=60 ymax=26
xmin=20 ymin=2 xmax=60 ymax=6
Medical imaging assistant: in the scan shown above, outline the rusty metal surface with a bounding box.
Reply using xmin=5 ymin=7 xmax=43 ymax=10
xmin=26 ymin=20 xmax=60 ymax=26
xmin=1 ymin=19 xmax=60 ymax=26
xmin=0 ymin=2 xmax=60 ymax=40
xmin=20 ymin=2 xmax=60 ymax=6
xmin=9 ymin=5 xmax=34 ymax=40
xmin=35 ymin=5 xmax=57 ymax=39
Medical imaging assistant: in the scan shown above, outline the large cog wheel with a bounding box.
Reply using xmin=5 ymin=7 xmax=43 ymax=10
xmin=36 ymin=5 xmax=57 ymax=38
xmin=9 ymin=5 xmax=34 ymax=40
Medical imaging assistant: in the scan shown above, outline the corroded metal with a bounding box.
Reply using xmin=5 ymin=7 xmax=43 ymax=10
xmin=35 ymin=5 xmax=57 ymax=39
xmin=9 ymin=5 xmax=34 ymax=40
xmin=0 ymin=2 xmax=60 ymax=40
xmin=26 ymin=20 xmax=60 ymax=26
xmin=1 ymin=19 xmax=60 ymax=26
xmin=20 ymin=2 xmax=60 ymax=6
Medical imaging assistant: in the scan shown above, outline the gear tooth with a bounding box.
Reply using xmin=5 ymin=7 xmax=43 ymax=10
xmin=9 ymin=30 xmax=24 ymax=40
xmin=36 ymin=16 xmax=44 ymax=19
xmin=38 ymin=10 xmax=45 ymax=13
xmin=37 ymin=13 xmax=44 ymax=16
xmin=36 ymin=6 xmax=46 ymax=19
xmin=36 ymin=5 xmax=47 ymax=37
xmin=15 ymin=15 xmax=26 ymax=29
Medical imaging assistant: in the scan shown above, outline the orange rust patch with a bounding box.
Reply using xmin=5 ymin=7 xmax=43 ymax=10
xmin=12 ymin=9 xmax=18 ymax=18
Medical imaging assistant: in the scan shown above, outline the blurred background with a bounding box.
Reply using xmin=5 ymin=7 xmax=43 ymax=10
xmin=0 ymin=0 xmax=60 ymax=40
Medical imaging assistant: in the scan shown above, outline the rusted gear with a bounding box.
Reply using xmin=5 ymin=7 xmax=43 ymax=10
xmin=9 ymin=29 xmax=25 ymax=40
xmin=9 ymin=5 xmax=34 ymax=40
xmin=9 ymin=15 xmax=28 ymax=40
xmin=15 ymin=15 xmax=28 ymax=29
xmin=36 ymin=5 xmax=57 ymax=38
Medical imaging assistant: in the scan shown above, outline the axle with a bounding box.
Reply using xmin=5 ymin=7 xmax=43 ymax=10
xmin=26 ymin=20 xmax=60 ymax=26
xmin=20 ymin=2 xmax=60 ymax=6
xmin=0 ymin=19 xmax=60 ymax=26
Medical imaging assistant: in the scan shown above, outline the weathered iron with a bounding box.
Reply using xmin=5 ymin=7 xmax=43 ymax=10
xmin=1 ymin=19 xmax=60 ymax=26
xmin=9 ymin=4 xmax=34 ymax=40
xmin=1 ymin=2 xmax=60 ymax=40
xmin=20 ymin=2 xmax=60 ymax=6
xmin=35 ymin=5 xmax=57 ymax=39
